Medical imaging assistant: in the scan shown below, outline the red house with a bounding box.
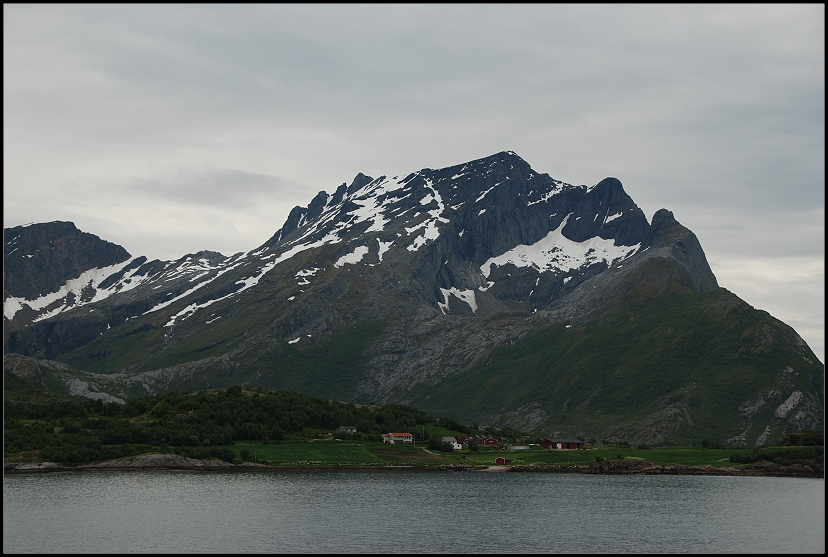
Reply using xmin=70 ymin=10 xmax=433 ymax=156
xmin=541 ymin=438 xmax=585 ymax=450
xmin=476 ymin=435 xmax=500 ymax=447
xmin=456 ymin=434 xmax=472 ymax=445
xmin=458 ymin=435 xmax=500 ymax=447
xmin=495 ymin=457 xmax=511 ymax=464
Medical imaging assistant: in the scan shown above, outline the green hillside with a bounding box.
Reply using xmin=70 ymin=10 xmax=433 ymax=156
xmin=6 ymin=286 xmax=823 ymax=448
xmin=407 ymin=288 xmax=824 ymax=446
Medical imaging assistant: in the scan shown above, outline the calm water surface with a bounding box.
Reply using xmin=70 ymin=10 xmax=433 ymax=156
xmin=3 ymin=470 xmax=824 ymax=553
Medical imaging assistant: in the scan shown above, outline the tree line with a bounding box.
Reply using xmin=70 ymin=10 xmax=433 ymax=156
xmin=4 ymin=386 xmax=523 ymax=466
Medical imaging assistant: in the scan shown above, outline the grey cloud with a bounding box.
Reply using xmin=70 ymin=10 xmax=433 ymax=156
xmin=4 ymin=4 xmax=823 ymax=359
xmin=122 ymin=168 xmax=311 ymax=210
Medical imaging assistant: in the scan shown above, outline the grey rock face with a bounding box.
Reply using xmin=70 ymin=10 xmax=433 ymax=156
xmin=4 ymin=221 xmax=131 ymax=299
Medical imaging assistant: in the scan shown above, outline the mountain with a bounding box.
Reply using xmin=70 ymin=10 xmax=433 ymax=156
xmin=4 ymin=151 xmax=824 ymax=447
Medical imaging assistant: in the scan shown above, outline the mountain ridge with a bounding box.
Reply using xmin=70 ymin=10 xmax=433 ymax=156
xmin=4 ymin=151 xmax=823 ymax=447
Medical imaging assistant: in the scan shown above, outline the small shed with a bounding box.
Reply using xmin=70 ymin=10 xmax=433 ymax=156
xmin=495 ymin=457 xmax=511 ymax=465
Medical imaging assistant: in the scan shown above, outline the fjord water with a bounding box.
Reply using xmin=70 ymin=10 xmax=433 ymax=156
xmin=4 ymin=471 xmax=824 ymax=553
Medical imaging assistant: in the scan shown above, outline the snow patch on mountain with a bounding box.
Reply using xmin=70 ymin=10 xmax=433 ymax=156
xmin=296 ymin=267 xmax=322 ymax=285
xmin=377 ymin=239 xmax=393 ymax=262
xmin=346 ymin=179 xmax=401 ymax=232
xmin=475 ymin=185 xmax=498 ymax=202
xmin=405 ymin=179 xmax=450 ymax=252
xmin=527 ymin=184 xmax=565 ymax=206
xmin=439 ymin=287 xmax=478 ymax=314
xmin=224 ymin=227 xmax=358 ymax=303
xmin=478 ymin=281 xmax=495 ymax=292
xmin=162 ymin=255 xmax=225 ymax=281
xmin=144 ymin=260 xmax=248 ymax=320
xmin=145 ymin=279 xmax=214 ymax=319
xmin=335 ymin=246 xmax=369 ymax=268
xmin=480 ymin=214 xmax=640 ymax=278
xmin=3 ymin=297 xmax=24 ymax=321
xmin=160 ymin=263 xmax=263 ymax=327
xmin=4 ymin=257 xmax=150 ymax=322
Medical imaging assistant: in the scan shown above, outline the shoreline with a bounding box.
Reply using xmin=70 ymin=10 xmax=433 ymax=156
xmin=4 ymin=454 xmax=823 ymax=478
xmin=509 ymin=459 xmax=824 ymax=478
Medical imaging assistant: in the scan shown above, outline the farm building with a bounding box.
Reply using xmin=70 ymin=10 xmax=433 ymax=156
xmin=495 ymin=457 xmax=511 ymax=464
xmin=382 ymin=432 xmax=414 ymax=444
xmin=442 ymin=437 xmax=462 ymax=450
xmin=541 ymin=438 xmax=586 ymax=450
xmin=457 ymin=434 xmax=501 ymax=447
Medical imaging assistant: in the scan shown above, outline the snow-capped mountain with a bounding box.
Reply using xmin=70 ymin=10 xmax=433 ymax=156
xmin=4 ymin=152 xmax=823 ymax=447
xmin=3 ymin=152 xmax=711 ymax=327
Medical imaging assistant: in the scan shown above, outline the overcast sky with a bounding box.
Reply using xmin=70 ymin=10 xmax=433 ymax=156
xmin=4 ymin=4 xmax=824 ymax=361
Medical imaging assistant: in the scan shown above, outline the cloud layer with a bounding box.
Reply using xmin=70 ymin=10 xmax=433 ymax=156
xmin=4 ymin=4 xmax=823 ymax=360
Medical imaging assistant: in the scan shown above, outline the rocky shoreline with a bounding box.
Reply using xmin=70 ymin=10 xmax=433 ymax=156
xmin=4 ymin=454 xmax=823 ymax=477
xmin=509 ymin=458 xmax=824 ymax=478
xmin=2 ymin=454 xmax=490 ymax=473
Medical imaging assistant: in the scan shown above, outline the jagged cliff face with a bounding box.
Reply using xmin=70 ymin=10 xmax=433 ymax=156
xmin=3 ymin=152 xmax=823 ymax=446
xmin=4 ymin=222 xmax=131 ymax=302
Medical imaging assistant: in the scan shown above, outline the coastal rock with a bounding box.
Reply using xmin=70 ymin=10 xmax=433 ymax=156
xmin=78 ymin=453 xmax=235 ymax=469
xmin=4 ymin=461 xmax=62 ymax=472
xmin=508 ymin=458 xmax=824 ymax=478
xmin=434 ymin=464 xmax=488 ymax=472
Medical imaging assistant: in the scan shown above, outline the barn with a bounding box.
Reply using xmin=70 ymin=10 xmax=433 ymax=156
xmin=541 ymin=438 xmax=586 ymax=450
xmin=457 ymin=434 xmax=501 ymax=447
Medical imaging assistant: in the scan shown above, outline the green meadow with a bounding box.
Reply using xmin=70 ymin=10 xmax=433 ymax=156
xmin=224 ymin=440 xmax=455 ymax=466
xmin=227 ymin=440 xmax=384 ymax=465
xmin=456 ymin=446 xmax=744 ymax=467
xmin=220 ymin=440 xmax=816 ymax=469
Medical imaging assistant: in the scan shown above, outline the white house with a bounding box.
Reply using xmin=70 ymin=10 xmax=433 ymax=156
xmin=442 ymin=437 xmax=462 ymax=450
xmin=382 ymin=432 xmax=414 ymax=444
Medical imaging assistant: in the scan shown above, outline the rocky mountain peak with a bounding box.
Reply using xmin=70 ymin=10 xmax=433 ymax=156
xmin=651 ymin=208 xmax=678 ymax=230
xmin=4 ymin=221 xmax=131 ymax=300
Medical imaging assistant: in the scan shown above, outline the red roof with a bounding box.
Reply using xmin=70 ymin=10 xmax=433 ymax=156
xmin=388 ymin=432 xmax=412 ymax=436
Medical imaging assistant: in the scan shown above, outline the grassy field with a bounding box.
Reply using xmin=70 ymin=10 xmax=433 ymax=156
xmin=227 ymin=440 xmax=384 ymax=465
xmin=456 ymin=447 xmax=744 ymax=467
xmin=222 ymin=440 xmax=799 ymax=468
xmin=224 ymin=440 xmax=454 ymax=466
xmin=367 ymin=445 xmax=454 ymax=464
